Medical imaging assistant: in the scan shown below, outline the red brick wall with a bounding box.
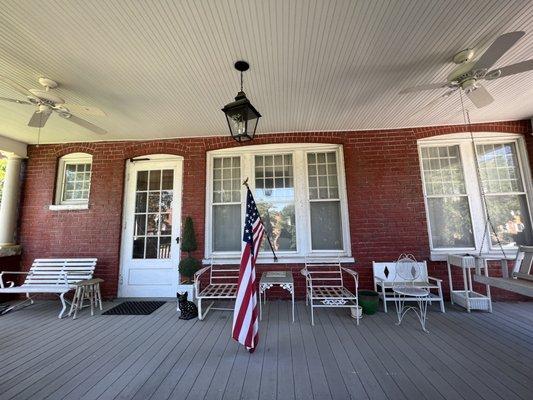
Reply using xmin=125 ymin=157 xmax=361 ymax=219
xmin=18 ymin=120 xmax=533 ymax=300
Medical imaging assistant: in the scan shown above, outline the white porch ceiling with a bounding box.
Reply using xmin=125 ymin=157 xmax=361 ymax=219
xmin=0 ymin=0 xmax=532 ymax=144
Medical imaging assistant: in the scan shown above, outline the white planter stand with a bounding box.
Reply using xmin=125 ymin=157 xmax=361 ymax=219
xmin=447 ymin=254 xmax=492 ymax=312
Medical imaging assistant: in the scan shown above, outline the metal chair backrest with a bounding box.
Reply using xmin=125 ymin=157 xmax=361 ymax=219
xmin=209 ymin=263 xmax=240 ymax=286
xmin=304 ymin=258 xmax=343 ymax=288
xmin=393 ymin=254 xmax=421 ymax=288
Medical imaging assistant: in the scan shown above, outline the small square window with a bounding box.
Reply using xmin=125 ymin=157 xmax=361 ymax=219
xmin=55 ymin=153 xmax=93 ymax=206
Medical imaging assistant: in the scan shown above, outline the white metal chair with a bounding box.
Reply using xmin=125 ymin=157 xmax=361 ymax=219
xmin=392 ymin=254 xmax=431 ymax=333
xmin=194 ymin=260 xmax=239 ymax=320
xmin=301 ymin=259 xmax=359 ymax=326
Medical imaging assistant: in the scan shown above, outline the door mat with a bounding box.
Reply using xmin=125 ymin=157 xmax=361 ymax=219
xmin=102 ymin=301 xmax=166 ymax=315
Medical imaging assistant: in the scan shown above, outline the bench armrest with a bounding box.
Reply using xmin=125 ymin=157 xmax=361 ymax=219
xmin=0 ymin=271 xmax=30 ymax=288
xmin=427 ymin=276 xmax=443 ymax=283
xmin=195 ymin=266 xmax=211 ymax=279
xmin=194 ymin=266 xmax=211 ymax=292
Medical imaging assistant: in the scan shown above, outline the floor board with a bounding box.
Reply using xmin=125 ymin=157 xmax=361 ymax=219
xmin=0 ymin=300 xmax=532 ymax=400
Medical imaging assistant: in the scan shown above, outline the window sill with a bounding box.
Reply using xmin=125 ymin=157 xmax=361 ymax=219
xmin=49 ymin=204 xmax=89 ymax=211
xmin=203 ymin=255 xmax=356 ymax=265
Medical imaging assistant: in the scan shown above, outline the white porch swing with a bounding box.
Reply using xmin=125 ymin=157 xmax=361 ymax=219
xmin=457 ymin=92 xmax=533 ymax=298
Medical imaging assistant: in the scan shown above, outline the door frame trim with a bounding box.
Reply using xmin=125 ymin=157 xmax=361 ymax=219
xmin=118 ymin=154 xmax=184 ymax=298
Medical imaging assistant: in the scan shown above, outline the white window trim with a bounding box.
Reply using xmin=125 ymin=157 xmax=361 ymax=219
xmin=418 ymin=132 xmax=533 ymax=261
xmin=204 ymin=143 xmax=353 ymax=264
xmin=54 ymin=152 xmax=93 ymax=207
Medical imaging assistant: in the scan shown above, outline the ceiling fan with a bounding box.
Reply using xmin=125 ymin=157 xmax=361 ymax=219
xmin=400 ymin=31 xmax=533 ymax=111
xmin=0 ymin=76 xmax=107 ymax=134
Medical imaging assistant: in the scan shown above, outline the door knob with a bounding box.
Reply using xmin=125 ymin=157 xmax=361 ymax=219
xmin=175 ymin=237 xmax=180 ymax=244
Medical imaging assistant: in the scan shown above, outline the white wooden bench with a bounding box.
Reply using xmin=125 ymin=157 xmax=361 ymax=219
xmin=373 ymin=260 xmax=445 ymax=313
xmin=0 ymin=258 xmax=97 ymax=318
xmin=194 ymin=263 xmax=239 ymax=320
xmin=301 ymin=260 xmax=359 ymax=326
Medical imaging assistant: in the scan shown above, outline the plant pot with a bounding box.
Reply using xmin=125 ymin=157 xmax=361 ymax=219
xmin=350 ymin=305 xmax=362 ymax=320
xmin=358 ymin=290 xmax=379 ymax=315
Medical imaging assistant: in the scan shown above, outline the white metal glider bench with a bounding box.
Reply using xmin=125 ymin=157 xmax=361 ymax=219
xmin=373 ymin=260 xmax=445 ymax=313
xmin=474 ymin=246 xmax=533 ymax=298
xmin=0 ymin=258 xmax=97 ymax=318
xmin=194 ymin=263 xmax=239 ymax=320
xmin=301 ymin=260 xmax=359 ymax=326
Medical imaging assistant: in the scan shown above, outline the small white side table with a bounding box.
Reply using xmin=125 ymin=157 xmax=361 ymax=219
xmin=393 ymin=286 xmax=430 ymax=333
xmin=259 ymin=271 xmax=295 ymax=322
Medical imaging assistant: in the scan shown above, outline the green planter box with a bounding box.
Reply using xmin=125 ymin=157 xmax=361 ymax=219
xmin=358 ymin=290 xmax=379 ymax=315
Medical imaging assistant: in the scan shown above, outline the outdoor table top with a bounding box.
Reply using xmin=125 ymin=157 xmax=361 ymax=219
xmin=259 ymin=270 xmax=294 ymax=285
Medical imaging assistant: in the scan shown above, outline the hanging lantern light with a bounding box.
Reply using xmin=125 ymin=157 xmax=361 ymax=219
xmin=222 ymin=61 xmax=261 ymax=142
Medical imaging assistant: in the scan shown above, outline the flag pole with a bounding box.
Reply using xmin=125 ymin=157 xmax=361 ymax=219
xmin=242 ymin=177 xmax=278 ymax=262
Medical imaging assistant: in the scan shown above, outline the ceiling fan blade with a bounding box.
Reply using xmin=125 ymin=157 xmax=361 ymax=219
xmin=399 ymin=82 xmax=449 ymax=94
xmin=62 ymin=103 xmax=106 ymax=116
xmin=28 ymin=110 xmax=52 ymax=128
xmin=465 ymin=84 xmax=494 ymax=108
xmin=472 ymin=31 xmax=525 ymax=72
xmin=0 ymin=96 xmax=32 ymax=105
xmin=486 ymin=59 xmax=533 ymax=80
xmin=0 ymin=75 xmax=33 ymax=97
xmin=411 ymin=89 xmax=457 ymax=115
xmin=62 ymin=114 xmax=107 ymax=135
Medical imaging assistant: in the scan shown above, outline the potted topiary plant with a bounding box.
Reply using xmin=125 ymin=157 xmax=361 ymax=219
xmin=177 ymin=216 xmax=201 ymax=301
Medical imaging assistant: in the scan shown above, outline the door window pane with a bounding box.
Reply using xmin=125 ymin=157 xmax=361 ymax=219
xmin=133 ymin=169 xmax=173 ymax=259
xmin=255 ymin=154 xmax=296 ymax=251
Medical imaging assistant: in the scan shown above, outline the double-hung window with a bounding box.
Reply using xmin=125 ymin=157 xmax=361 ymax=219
xmin=419 ymin=133 xmax=533 ymax=259
xmin=206 ymin=143 xmax=351 ymax=262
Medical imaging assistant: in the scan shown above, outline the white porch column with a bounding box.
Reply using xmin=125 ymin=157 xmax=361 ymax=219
xmin=0 ymin=154 xmax=22 ymax=245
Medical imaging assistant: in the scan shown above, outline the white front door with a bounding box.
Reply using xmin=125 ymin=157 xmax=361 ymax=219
xmin=119 ymin=157 xmax=183 ymax=297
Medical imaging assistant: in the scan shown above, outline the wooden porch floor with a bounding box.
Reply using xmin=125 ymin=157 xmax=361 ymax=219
xmin=0 ymin=300 xmax=532 ymax=400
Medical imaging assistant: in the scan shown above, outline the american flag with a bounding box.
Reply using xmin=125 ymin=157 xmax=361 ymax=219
xmin=232 ymin=187 xmax=265 ymax=350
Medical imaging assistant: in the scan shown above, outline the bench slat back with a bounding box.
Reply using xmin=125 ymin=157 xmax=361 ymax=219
xmin=24 ymin=258 xmax=97 ymax=286
xmin=304 ymin=261 xmax=343 ymax=287
xmin=514 ymin=246 xmax=533 ymax=276
xmin=373 ymin=261 xmax=428 ymax=284
xmin=209 ymin=264 xmax=240 ymax=285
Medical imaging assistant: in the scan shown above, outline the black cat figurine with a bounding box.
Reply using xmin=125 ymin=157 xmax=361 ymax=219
xmin=177 ymin=292 xmax=198 ymax=320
